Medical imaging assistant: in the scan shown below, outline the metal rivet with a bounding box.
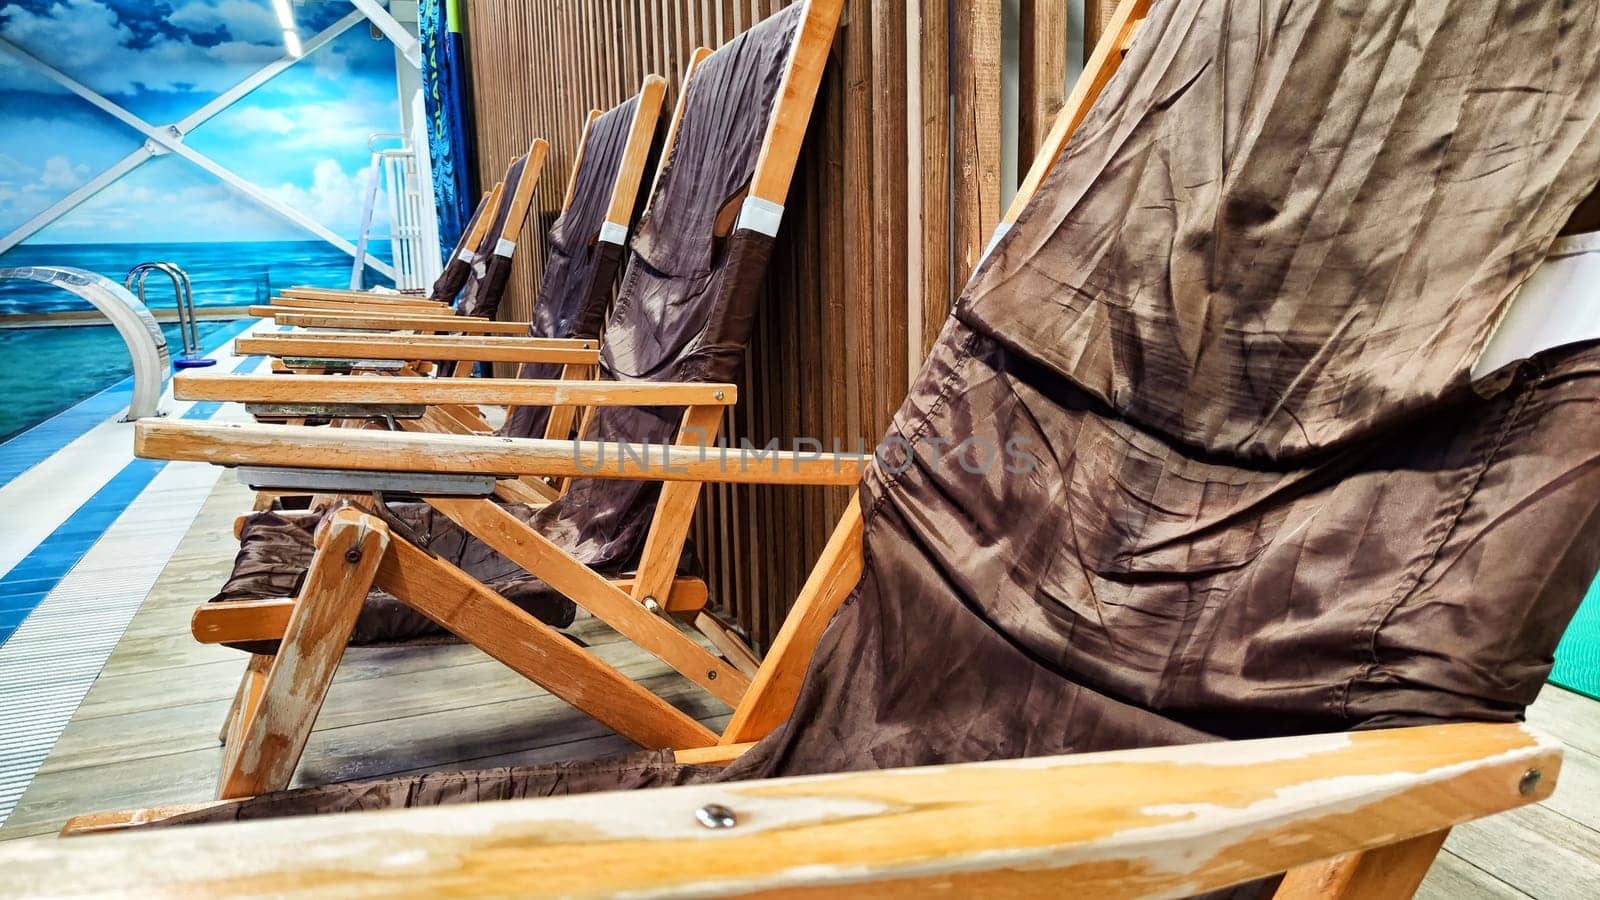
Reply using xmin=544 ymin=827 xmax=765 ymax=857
xmin=714 ymin=391 xmax=725 ymax=401
xmin=643 ymin=597 xmax=661 ymax=613
xmin=695 ymin=804 xmax=736 ymax=829
xmin=707 ymin=670 xmax=718 ymax=680
xmin=344 ymin=548 xmax=363 ymax=564
xmin=1519 ymin=768 xmax=1542 ymax=796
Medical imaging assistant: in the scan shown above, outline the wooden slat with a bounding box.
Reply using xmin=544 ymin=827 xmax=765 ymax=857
xmin=1018 ymin=0 xmax=1070 ymax=159
xmin=7 ymin=724 xmax=1561 ymax=898
xmin=722 ymin=492 xmax=861 ymax=742
xmin=951 ymin=0 xmax=1003 ymax=286
xmin=374 ymin=536 xmax=718 ymax=749
xmin=267 ymin=297 xmax=449 ymax=313
xmin=266 ymin=311 xmax=531 ymax=335
xmin=232 ymin=336 xmax=599 ymax=365
xmin=136 ymin=420 xmax=865 ymax=485
xmin=425 ymin=497 xmax=748 ymax=709
xmin=190 ymin=576 xmax=714 ymax=647
xmin=173 ymin=374 xmax=734 ymax=408
xmin=453 ymin=0 xmax=970 ymax=648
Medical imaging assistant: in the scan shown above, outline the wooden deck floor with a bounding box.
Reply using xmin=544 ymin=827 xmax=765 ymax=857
xmin=1 ymin=474 xmax=1596 ymax=898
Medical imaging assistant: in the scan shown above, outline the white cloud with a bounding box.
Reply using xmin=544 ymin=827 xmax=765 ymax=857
xmin=39 ymin=156 xmax=81 ymax=189
xmin=267 ymin=158 xmax=387 ymax=233
xmin=167 ymin=0 xmax=283 ymax=45
xmin=217 ymin=97 xmax=390 ymax=152
xmin=0 ymin=0 xmax=281 ymax=96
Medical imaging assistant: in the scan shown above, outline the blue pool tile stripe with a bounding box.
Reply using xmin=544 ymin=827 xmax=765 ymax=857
xmin=0 ymin=378 xmax=136 ymax=490
xmin=0 ymin=459 xmax=166 ymax=644
xmin=0 ymin=317 xmax=256 ymax=491
xmin=0 ymin=379 xmax=232 ymax=645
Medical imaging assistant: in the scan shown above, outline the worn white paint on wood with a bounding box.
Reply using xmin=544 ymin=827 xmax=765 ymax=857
xmin=0 ymin=723 xmax=1559 ymax=897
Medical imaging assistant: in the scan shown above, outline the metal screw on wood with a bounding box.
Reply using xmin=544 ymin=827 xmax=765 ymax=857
xmin=1519 ymin=768 xmax=1542 ymax=795
xmin=714 ymin=391 xmax=725 ymax=401
xmin=344 ymin=548 xmax=363 ymax=564
xmin=695 ymin=804 xmax=736 ymax=829
xmin=643 ymin=596 xmax=661 ymax=614
xmin=707 ymin=670 xmax=718 ymax=680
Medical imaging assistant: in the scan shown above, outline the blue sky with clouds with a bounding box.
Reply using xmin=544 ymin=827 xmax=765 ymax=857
xmin=0 ymin=0 xmax=401 ymax=244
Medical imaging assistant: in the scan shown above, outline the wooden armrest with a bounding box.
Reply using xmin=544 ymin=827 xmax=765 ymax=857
xmin=173 ymin=374 xmax=734 ymax=407
xmin=233 ymin=335 xmax=601 ymax=365
xmin=281 ymin=287 xmax=445 ymax=307
xmin=245 ymin=332 xmax=597 ymax=351
xmin=17 ymin=723 xmax=1558 ymax=897
xmin=262 ymin=299 xmax=455 ymax=316
xmin=261 ymin=311 xmax=532 ymax=335
xmin=135 ymin=421 xmax=864 ymax=485
xmin=251 ymin=305 xmax=480 ymax=322
xmin=192 ymin=577 xmax=710 ymax=644
xmin=274 ymin=294 xmax=448 ymax=310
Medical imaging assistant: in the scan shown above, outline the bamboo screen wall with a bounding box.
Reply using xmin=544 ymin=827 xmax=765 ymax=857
xmin=460 ymin=0 xmax=1099 ymax=647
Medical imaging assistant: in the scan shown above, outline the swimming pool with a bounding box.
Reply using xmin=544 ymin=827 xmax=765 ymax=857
xmin=0 ymin=320 xmax=251 ymax=442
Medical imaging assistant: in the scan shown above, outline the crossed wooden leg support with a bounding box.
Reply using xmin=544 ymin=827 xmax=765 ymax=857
xmin=211 ymin=500 xmax=740 ymax=799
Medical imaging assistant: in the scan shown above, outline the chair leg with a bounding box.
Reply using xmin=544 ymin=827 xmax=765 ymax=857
xmin=1273 ymin=829 xmax=1450 ymax=899
xmin=215 ymin=510 xmax=390 ymax=799
xmin=217 ymin=654 xmax=270 ymax=745
xmin=693 ymin=611 xmax=761 ymax=678
xmin=373 ymin=536 xmax=718 ymax=750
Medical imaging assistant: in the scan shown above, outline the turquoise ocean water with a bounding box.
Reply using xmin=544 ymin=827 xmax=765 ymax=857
xmin=0 ymin=240 xmax=395 ymax=440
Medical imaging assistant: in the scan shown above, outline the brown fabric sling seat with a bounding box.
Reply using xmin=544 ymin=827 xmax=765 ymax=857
xmin=211 ymin=5 xmax=808 ymax=650
xmin=425 ymin=188 xmax=498 ymax=303
xmin=149 ymin=0 xmax=1600 ymax=829
xmin=500 ymin=94 xmax=643 ymax=440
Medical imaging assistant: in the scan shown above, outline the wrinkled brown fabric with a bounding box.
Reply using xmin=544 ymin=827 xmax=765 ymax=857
xmin=215 ymin=5 xmax=802 ymax=647
xmin=504 ymin=96 xmax=642 ymax=440
xmin=168 ymin=13 xmax=1600 ymax=900
xmin=964 ymin=0 xmax=1600 ymax=460
xmin=426 ymin=190 xmax=496 ymax=302
xmin=161 ymin=339 xmax=1600 ymax=822
xmin=454 ymin=153 xmax=529 ymax=320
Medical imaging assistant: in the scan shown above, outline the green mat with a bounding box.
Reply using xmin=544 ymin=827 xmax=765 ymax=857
xmin=1551 ymin=574 xmax=1600 ymax=701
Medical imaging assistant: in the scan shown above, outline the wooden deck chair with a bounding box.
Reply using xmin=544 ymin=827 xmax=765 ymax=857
xmin=237 ymin=80 xmax=670 ymax=450
xmin=266 ymin=187 xmax=500 ymax=310
xmin=128 ymin=0 xmax=845 ymax=801
xmin=65 ymin=3 xmax=1600 ymax=897
xmin=250 ymin=145 xmax=544 ymax=337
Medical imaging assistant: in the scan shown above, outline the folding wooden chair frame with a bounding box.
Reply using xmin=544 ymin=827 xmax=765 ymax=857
xmin=126 ymin=0 xmax=845 ymax=801
xmin=267 ymin=187 xmax=503 ymax=308
xmin=254 ymin=146 xmax=545 ymax=330
xmin=232 ymin=79 xmax=670 ymax=485
xmin=35 ymin=4 xmax=1563 ymax=896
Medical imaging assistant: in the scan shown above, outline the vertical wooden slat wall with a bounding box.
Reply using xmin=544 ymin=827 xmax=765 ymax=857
xmin=461 ymin=0 xmax=1046 ymax=648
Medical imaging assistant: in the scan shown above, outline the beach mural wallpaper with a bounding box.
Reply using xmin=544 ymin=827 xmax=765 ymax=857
xmin=0 ymin=0 xmax=405 ymax=438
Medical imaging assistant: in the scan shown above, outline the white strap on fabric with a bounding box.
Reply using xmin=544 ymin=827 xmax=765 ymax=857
xmin=455 ymin=248 xmax=475 ymax=263
xmin=494 ymin=238 xmax=517 ymax=258
xmin=1474 ymin=230 xmax=1600 ymax=379
xmin=978 ymin=222 xmax=1014 ymax=266
xmin=598 ymin=221 xmax=629 ymax=245
xmin=734 ymin=197 xmax=785 ymax=237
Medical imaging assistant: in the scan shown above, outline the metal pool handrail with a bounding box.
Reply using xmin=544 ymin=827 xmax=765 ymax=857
xmin=0 ymin=265 xmax=171 ymax=421
xmin=125 ymin=262 xmax=210 ymax=366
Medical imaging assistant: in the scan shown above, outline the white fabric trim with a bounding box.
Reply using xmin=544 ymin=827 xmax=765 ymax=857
xmin=1474 ymin=230 xmax=1600 ymax=379
xmin=455 ymin=248 xmax=475 ymax=263
xmin=493 ymin=238 xmax=516 ymax=258
xmin=598 ymin=221 xmax=629 ymax=245
xmin=734 ymin=197 xmax=784 ymax=237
